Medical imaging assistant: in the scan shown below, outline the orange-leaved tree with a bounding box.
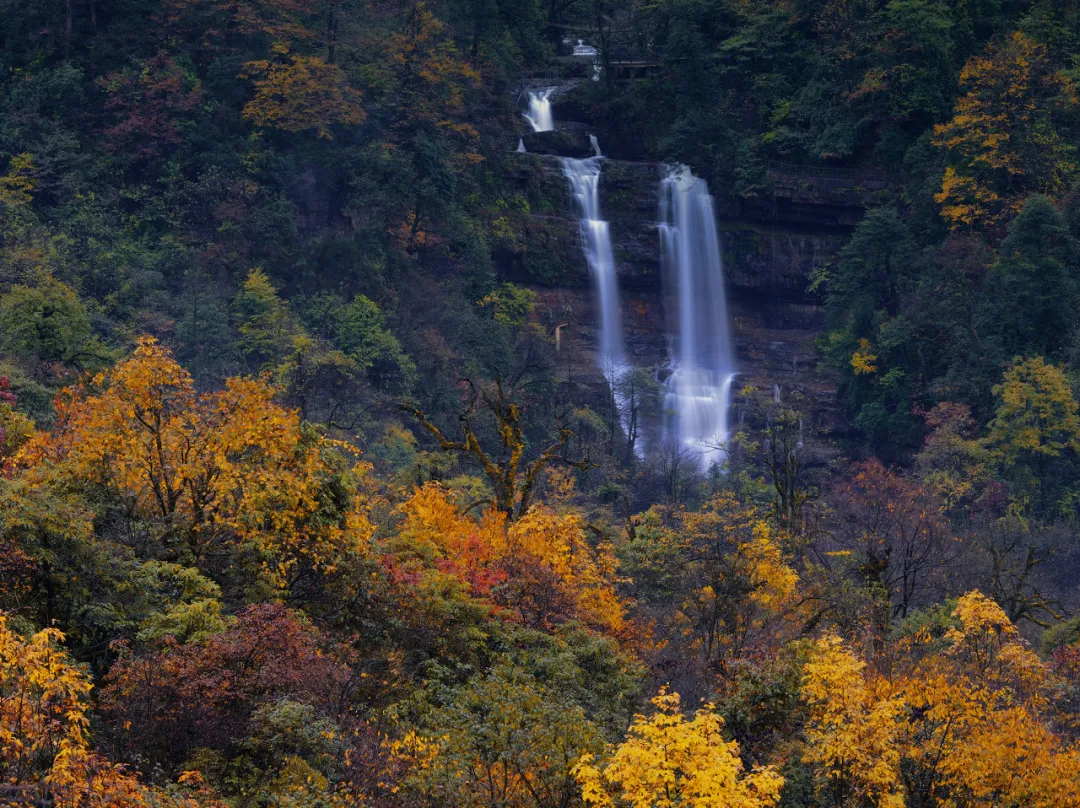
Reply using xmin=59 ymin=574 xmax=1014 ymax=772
xmin=14 ymin=337 xmax=372 ymax=591
xmin=382 ymin=484 xmax=626 ymax=635
xmin=240 ymin=45 xmax=365 ymax=138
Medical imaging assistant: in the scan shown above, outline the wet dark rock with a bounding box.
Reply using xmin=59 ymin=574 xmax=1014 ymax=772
xmin=521 ymin=129 xmax=596 ymax=157
xmin=493 ymin=145 xmax=888 ymax=451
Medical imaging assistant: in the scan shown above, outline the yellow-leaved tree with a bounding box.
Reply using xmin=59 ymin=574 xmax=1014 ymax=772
xmin=14 ymin=337 xmax=372 ymax=591
xmin=573 ymin=689 xmax=784 ymax=808
xmin=801 ymin=635 xmax=906 ymax=808
xmin=0 ymin=612 xmax=226 ymax=807
xmin=673 ymin=497 xmax=801 ymax=669
xmin=933 ymin=32 xmax=1078 ymax=234
xmin=801 ymin=592 xmax=1080 ymax=808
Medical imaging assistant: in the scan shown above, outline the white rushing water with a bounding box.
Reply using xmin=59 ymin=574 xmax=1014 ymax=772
xmin=562 ymin=142 xmax=629 ymax=390
xmin=523 ymin=88 xmax=554 ymax=133
xmin=659 ymin=165 xmax=737 ymax=470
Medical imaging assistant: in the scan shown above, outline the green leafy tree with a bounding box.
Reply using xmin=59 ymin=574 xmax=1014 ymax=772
xmin=975 ymin=195 xmax=1079 ymax=369
xmin=397 ymin=665 xmax=604 ymax=808
xmin=233 ymin=268 xmax=295 ymax=370
xmin=0 ymin=276 xmax=109 ymax=376
xmin=822 ymin=207 xmax=919 ymax=450
xmin=305 ymin=292 xmax=415 ymax=393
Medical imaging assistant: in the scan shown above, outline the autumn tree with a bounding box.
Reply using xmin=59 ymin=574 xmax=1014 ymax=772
xmin=985 ymin=355 xmax=1080 ymax=514
xmin=573 ymin=689 xmax=785 ymax=808
xmin=13 ymin=337 xmax=372 ymax=592
xmin=159 ymin=0 xmax=320 ymax=54
xmin=676 ymin=497 xmax=800 ymax=673
xmin=619 ymin=496 xmax=800 ymax=682
xmin=801 ymin=593 xmax=1080 ymax=808
xmin=933 ymin=32 xmax=1079 ymax=234
xmin=915 ymin=401 xmax=995 ymax=517
xmin=233 ymin=267 xmax=296 ymax=369
xmin=98 ymin=51 xmax=204 ymax=165
xmin=0 ymin=153 xmax=35 ymax=207
xmin=383 ymin=484 xmax=626 ymax=635
xmin=0 ymin=377 xmax=33 ymax=458
xmin=829 ymin=459 xmax=953 ymax=625
xmin=102 ymin=604 xmax=349 ymax=774
xmin=240 ymin=46 xmax=365 ymax=138
xmin=0 ymin=612 xmax=228 ymax=807
xmin=801 ymin=634 xmax=906 ymax=808
xmin=987 ymin=356 xmax=1080 ymax=466
xmin=361 ymin=1 xmax=482 ymax=253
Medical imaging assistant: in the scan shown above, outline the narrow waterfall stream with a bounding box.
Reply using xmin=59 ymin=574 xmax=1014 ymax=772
xmin=563 ymin=143 xmax=629 ymax=388
xmin=523 ymin=88 xmax=554 ymax=132
xmin=659 ymin=165 xmax=737 ymax=470
xmin=522 ymin=87 xmax=629 ymax=405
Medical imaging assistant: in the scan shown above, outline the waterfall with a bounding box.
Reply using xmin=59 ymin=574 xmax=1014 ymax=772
xmin=659 ymin=165 xmax=736 ymax=470
xmin=517 ymin=138 xmax=526 ymax=153
xmin=563 ymin=148 xmax=628 ymax=389
xmin=523 ymin=88 xmax=554 ymax=133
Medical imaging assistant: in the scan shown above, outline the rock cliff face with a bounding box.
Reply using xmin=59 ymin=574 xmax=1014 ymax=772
xmin=497 ymin=140 xmax=872 ymax=452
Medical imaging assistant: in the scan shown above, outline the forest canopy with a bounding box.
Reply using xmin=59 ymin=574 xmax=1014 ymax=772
xmin=4 ymin=0 xmax=1080 ymax=806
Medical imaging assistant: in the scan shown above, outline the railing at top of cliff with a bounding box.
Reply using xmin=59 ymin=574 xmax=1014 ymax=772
xmin=766 ymin=161 xmax=898 ymax=189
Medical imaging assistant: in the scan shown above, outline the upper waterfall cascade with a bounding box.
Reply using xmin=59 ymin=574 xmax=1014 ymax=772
xmin=529 ymin=96 xmax=628 ymax=388
xmin=659 ymin=165 xmax=737 ymax=470
xmin=523 ymin=88 xmax=554 ymax=132
xmin=562 ymin=144 xmax=628 ymax=387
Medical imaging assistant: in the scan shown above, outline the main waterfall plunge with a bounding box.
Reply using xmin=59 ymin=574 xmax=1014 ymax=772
xmin=523 ymin=92 xmax=735 ymax=470
xmin=659 ymin=166 xmax=736 ymax=470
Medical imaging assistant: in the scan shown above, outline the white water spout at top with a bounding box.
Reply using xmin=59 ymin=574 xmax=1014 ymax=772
xmin=589 ymin=134 xmax=603 ymax=158
xmin=659 ymin=165 xmax=737 ymax=471
xmin=517 ymin=138 xmax=527 ymax=153
xmin=523 ymin=88 xmax=554 ymax=133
